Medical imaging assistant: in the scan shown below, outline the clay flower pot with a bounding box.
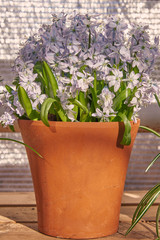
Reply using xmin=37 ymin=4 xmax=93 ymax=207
xmin=18 ymin=119 xmax=140 ymax=239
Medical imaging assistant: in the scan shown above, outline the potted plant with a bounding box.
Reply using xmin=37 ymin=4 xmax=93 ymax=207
xmin=0 ymin=13 xmax=159 ymax=238
xmin=126 ymin=126 xmax=160 ymax=239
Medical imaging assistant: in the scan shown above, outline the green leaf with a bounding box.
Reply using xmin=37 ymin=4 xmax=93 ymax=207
xmin=156 ymin=205 xmax=160 ymax=237
xmin=118 ymin=112 xmax=131 ymax=145
xmin=70 ymin=98 xmax=89 ymax=114
xmin=79 ymin=65 xmax=87 ymax=72
xmin=41 ymin=97 xmax=68 ymax=126
xmin=125 ymin=191 xmax=160 ymax=236
xmin=72 ymin=91 xmax=79 ymax=120
xmin=34 ymin=62 xmax=49 ymax=95
xmin=90 ymin=88 xmax=97 ymax=112
xmin=140 ymin=126 xmax=160 ymax=138
xmin=9 ymin=125 xmax=15 ymax=132
xmin=132 ymin=184 xmax=160 ymax=223
xmin=43 ymin=61 xmax=58 ymax=98
xmin=145 ymin=153 xmax=160 ymax=172
xmin=79 ymin=92 xmax=88 ymax=122
xmin=113 ymin=89 xmax=131 ymax=110
xmin=18 ymin=86 xmax=33 ymax=119
xmin=54 ymin=99 xmax=68 ymax=122
xmin=133 ymin=65 xmax=139 ymax=74
xmin=155 ymin=94 xmax=160 ymax=108
xmin=0 ymin=138 xmax=43 ymax=158
xmin=126 ymin=184 xmax=160 ymax=236
xmin=40 ymin=98 xmax=57 ymax=126
xmin=5 ymin=85 xmax=14 ymax=94
xmin=29 ymin=110 xmax=40 ymax=121
xmin=90 ymin=71 xmax=98 ymax=113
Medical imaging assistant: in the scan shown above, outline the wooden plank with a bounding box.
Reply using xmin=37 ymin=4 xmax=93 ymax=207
xmin=120 ymin=206 xmax=159 ymax=222
xmin=0 ymin=215 xmax=15 ymax=224
xmin=0 ymin=205 xmax=158 ymax=224
xmin=0 ymin=192 xmax=36 ymax=206
xmin=118 ymin=221 xmax=157 ymax=239
xmin=122 ymin=191 xmax=160 ymax=205
xmin=0 ymin=207 xmax=37 ymax=222
xmin=0 ymin=219 xmax=157 ymax=240
xmin=0 ymin=197 xmax=158 ymax=240
xmin=0 ymin=191 xmax=159 ymax=206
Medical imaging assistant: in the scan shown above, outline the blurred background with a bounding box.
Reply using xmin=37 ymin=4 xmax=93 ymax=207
xmin=0 ymin=0 xmax=160 ymax=191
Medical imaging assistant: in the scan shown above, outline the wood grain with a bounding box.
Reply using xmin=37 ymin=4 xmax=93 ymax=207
xmin=0 ymin=191 xmax=160 ymax=206
xmin=0 ymin=192 xmax=159 ymax=239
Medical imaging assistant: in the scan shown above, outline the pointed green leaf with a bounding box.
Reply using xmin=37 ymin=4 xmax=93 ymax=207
xmin=156 ymin=205 xmax=160 ymax=237
xmin=41 ymin=98 xmax=57 ymax=126
xmin=155 ymin=94 xmax=160 ymax=108
xmin=72 ymin=91 xmax=79 ymax=120
xmin=126 ymin=184 xmax=160 ymax=236
xmin=118 ymin=112 xmax=131 ymax=145
xmin=113 ymin=89 xmax=131 ymax=110
xmin=125 ymin=191 xmax=160 ymax=236
xmin=79 ymin=65 xmax=87 ymax=72
xmin=90 ymin=88 xmax=97 ymax=112
xmin=5 ymin=85 xmax=14 ymax=94
xmin=29 ymin=110 xmax=40 ymax=121
xmin=18 ymin=86 xmax=33 ymax=118
xmin=0 ymin=138 xmax=43 ymax=158
xmin=43 ymin=61 xmax=58 ymax=97
xmin=41 ymin=97 xmax=68 ymax=126
xmin=132 ymin=184 xmax=160 ymax=223
xmin=145 ymin=153 xmax=160 ymax=172
xmin=34 ymin=61 xmax=49 ymax=95
xmin=54 ymin=99 xmax=68 ymax=122
xmin=9 ymin=125 xmax=15 ymax=132
xmin=70 ymin=98 xmax=89 ymax=114
xmin=140 ymin=126 xmax=160 ymax=138
xmin=79 ymin=92 xmax=89 ymax=121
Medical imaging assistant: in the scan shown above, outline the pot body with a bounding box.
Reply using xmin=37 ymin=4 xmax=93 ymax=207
xmin=18 ymin=120 xmax=140 ymax=239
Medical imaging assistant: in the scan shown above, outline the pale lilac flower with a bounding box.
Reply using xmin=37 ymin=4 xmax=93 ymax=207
xmin=76 ymin=72 xmax=94 ymax=92
xmin=107 ymin=69 xmax=123 ymax=92
xmin=132 ymin=60 xmax=145 ymax=73
xmin=19 ymin=69 xmax=38 ymax=93
xmin=97 ymin=87 xmax=115 ymax=115
xmin=0 ymin=111 xmax=16 ymax=127
xmin=0 ymin=13 xmax=159 ymax=126
xmin=92 ymin=108 xmax=110 ymax=122
xmin=32 ymin=94 xmax=47 ymax=110
xmin=63 ymin=104 xmax=76 ymax=122
xmin=124 ymin=72 xmax=140 ymax=89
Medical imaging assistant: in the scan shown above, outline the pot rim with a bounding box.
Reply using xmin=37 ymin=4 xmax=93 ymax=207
xmin=18 ymin=119 xmax=140 ymax=128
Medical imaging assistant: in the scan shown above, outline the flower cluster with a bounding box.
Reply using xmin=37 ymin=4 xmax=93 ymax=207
xmin=0 ymin=13 xmax=159 ymax=143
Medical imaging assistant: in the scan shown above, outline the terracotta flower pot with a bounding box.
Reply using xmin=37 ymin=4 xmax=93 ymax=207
xmin=18 ymin=119 xmax=140 ymax=239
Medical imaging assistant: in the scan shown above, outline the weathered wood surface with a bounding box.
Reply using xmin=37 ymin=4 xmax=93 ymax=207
xmin=0 ymin=191 xmax=159 ymax=240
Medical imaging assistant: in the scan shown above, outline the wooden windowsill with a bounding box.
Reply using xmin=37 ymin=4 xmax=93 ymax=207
xmin=0 ymin=191 xmax=159 ymax=240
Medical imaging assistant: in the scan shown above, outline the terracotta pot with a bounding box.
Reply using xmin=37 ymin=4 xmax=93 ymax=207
xmin=18 ymin=119 xmax=140 ymax=239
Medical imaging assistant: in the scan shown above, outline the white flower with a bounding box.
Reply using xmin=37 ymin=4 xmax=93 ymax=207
xmin=107 ymin=69 xmax=123 ymax=92
xmin=97 ymin=87 xmax=115 ymax=114
xmin=119 ymin=46 xmax=131 ymax=61
xmin=0 ymin=13 xmax=159 ymax=126
xmin=64 ymin=104 xmax=76 ymax=122
xmin=127 ymin=72 xmax=140 ymax=89
xmin=19 ymin=69 xmax=38 ymax=92
xmin=32 ymin=94 xmax=47 ymax=110
xmin=92 ymin=108 xmax=109 ymax=122
xmin=76 ymin=72 xmax=94 ymax=92
xmin=0 ymin=111 xmax=16 ymax=127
